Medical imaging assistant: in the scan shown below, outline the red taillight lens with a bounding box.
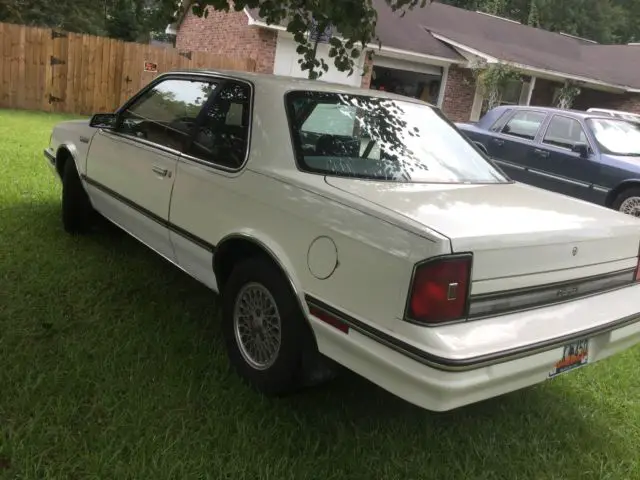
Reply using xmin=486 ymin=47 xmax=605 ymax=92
xmin=407 ymin=255 xmax=472 ymax=324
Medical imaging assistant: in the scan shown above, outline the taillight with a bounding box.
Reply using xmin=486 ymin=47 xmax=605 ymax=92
xmin=635 ymin=242 xmax=640 ymax=281
xmin=406 ymin=254 xmax=472 ymax=325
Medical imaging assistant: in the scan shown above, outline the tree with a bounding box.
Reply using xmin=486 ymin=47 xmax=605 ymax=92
xmin=0 ymin=0 xmax=177 ymax=41
xmin=526 ymin=0 xmax=539 ymax=27
xmin=438 ymin=0 xmax=629 ymax=44
xmin=106 ymin=0 xmax=141 ymax=41
xmin=189 ymin=0 xmax=429 ymax=80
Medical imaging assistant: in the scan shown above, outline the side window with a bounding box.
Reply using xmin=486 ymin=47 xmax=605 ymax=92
xmin=188 ymin=81 xmax=251 ymax=169
xmin=501 ymin=111 xmax=546 ymax=140
xmin=119 ymin=79 xmax=216 ymax=151
xmin=490 ymin=109 xmax=513 ymax=132
xmin=543 ymin=115 xmax=587 ymax=149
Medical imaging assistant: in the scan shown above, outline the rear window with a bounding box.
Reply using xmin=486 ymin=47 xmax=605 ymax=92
xmin=284 ymin=91 xmax=509 ymax=184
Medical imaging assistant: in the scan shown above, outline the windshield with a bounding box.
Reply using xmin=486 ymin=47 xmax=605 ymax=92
xmin=284 ymin=91 xmax=509 ymax=184
xmin=587 ymin=118 xmax=640 ymax=156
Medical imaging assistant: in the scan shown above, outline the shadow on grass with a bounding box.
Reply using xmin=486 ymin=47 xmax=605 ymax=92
xmin=2 ymin=200 xmax=637 ymax=479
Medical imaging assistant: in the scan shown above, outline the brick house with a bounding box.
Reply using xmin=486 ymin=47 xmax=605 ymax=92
xmin=170 ymin=0 xmax=640 ymax=123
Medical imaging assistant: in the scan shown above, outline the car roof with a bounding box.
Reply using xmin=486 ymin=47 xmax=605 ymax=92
xmin=159 ymin=69 xmax=434 ymax=106
xmin=490 ymin=104 xmax=617 ymax=121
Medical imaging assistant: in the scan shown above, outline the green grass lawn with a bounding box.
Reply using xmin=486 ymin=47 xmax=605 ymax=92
xmin=1 ymin=108 xmax=640 ymax=479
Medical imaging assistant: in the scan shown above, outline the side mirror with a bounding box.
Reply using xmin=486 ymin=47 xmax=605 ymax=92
xmin=89 ymin=113 xmax=117 ymax=129
xmin=571 ymin=142 xmax=590 ymax=158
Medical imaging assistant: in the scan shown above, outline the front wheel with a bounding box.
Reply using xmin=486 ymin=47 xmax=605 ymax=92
xmin=612 ymin=187 xmax=640 ymax=217
xmin=61 ymin=158 xmax=95 ymax=234
xmin=221 ymin=257 xmax=320 ymax=395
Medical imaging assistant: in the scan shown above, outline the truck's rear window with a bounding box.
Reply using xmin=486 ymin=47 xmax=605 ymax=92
xmin=284 ymin=90 xmax=509 ymax=184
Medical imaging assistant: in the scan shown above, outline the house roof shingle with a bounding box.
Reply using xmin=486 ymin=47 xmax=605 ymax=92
xmin=247 ymin=1 xmax=640 ymax=90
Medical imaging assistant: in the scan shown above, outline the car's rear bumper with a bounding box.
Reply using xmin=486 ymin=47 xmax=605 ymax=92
xmin=307 ymin=284 xmax=640 ymax=411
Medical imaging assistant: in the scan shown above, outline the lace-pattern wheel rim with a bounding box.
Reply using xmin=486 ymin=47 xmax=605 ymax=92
xmin=619 ymin=196 xmax=640 ymax=217
xmin=233 ymin=282 xmax=282 ymax=371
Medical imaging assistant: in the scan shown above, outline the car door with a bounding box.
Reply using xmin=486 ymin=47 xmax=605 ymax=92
xmin=528 ymin=114 xmax=605 ymax=204
xmin=85 ymin=76 xmax=218 ymax=261
xmin=485 ymin=109 xmax=548 ymax=185
xmin=168 ymin=79 xmax=252 ymax=290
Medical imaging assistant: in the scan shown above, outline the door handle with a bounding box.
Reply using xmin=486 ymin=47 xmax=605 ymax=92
xmin=152 ymin=165 xmax=169 ymax=177
xmin=534 ymin=148 xmax=550 ymax=158
xmin=491 ymin=138 xmax=504 ymax=146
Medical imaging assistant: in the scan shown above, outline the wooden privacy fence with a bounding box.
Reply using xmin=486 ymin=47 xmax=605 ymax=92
xmin=0 ymin=22 xmax=257 ymax=116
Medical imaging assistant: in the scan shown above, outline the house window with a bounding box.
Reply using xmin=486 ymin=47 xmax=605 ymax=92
xmin=479 ymin=79 xmax=525 ymax=118
xmin=499 ymin=80 xmax=524 ymax=106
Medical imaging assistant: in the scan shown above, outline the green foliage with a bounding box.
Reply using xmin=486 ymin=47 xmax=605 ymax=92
xmin=189 ymin=0 xmax=429 ymax=80
xmin=106 ymin=0 xmax=141 ymax=42
xmin=471 ymin=61 xmax=522 ymax=110
xmin=526 ymin=0 xmax=539 ymax=27
xmin=481 ymin=0 xmax=507 ymax=15
xmin=0 ymin=0 xmax=176 ymax=41
xmin=439 ymin=0 xmax=636 ymax=44
xmin=555 ymin=81 xmax=582 ymax=109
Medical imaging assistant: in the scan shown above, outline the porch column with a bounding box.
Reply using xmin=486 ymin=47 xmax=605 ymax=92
xmin=470 ymin=81 xmax=484 ymax=122
xmin=523 ymin=76 xmax=537 ymax=105
xmin=436 ymin=66 xmax=450 ymax=108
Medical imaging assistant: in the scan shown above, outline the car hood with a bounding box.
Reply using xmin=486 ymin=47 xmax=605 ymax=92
xmin=602 ymin=153 xmax=640 ymax=169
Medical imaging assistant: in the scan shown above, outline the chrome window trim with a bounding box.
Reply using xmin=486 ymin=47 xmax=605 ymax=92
xmin=111 ymin=72 xmax=254 ymax=174
xmin=179 ymin=78 xmax=254 ymax=172
xmin=100 ymin=129 xmax=183 ymax=157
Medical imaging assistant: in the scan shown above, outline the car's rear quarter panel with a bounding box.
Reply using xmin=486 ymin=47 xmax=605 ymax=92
xmin=169 ymin=165 xmax=449 ymax=334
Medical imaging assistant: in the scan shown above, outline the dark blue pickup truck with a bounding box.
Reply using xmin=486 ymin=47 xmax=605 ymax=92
xmin=457 ymin=106 xmax=640 ymax=217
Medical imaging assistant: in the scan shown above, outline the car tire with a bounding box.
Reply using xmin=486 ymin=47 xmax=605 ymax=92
xmin=61 ymin=158 xmax=94 ymax=234
xmin=612 ymin=187 xmax=640 ymax=217
xmin=221 ymin=257 xmax=319 ymax=396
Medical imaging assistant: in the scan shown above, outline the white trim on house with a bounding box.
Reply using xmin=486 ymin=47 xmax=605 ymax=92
xmin=430 ymin=31 xmax=634 ymax=93
xmin=559 ymin=32 xmax=598 ymax=44
xmin=245 ymin=9 xmax=288 ymax=31
xmin=430 ymin=32 xmax=498 ymax=63
xmin=372 ymin=56 xmax=442 ymax=76
xmin=369 ymin=44 xmax=463 ymax=66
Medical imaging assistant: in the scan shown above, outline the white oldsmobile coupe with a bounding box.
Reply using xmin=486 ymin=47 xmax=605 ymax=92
xmin=45 ymin=70 xmax=640 ymax=412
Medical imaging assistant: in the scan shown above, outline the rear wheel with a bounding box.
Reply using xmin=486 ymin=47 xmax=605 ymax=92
xmin=612 ymin=187 xmax=640 ymax=217
xmin=61 ymin=158 xmax=95 ymax=234
xmin=221 ymin=257 xmax=326 ymax=395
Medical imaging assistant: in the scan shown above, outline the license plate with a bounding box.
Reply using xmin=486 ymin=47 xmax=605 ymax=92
xmin=549 ymin=339 xmax=589 ymax=378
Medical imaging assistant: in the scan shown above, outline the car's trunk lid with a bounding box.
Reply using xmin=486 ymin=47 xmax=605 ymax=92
xmin=325 ymin=178 xmax=640 ymax=281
